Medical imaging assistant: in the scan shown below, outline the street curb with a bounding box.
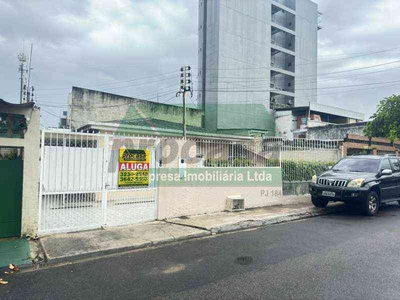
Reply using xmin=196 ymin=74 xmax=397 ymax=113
xmin=39 ymin=230 xmax=211 ymax=267
xmin=35 ymin=205 xmax=345 ymax=268
xmin=207 ymin=205 xmax=346 ymax=234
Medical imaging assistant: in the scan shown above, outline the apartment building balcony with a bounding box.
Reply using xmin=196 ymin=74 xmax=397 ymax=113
xmin=271 ymin=26 xmax=295 ymax=53
xmin=271 ymin=49 xmax=295 ymax=73
xmin=271 ymin=4 xmax=295 ymax=31
xmin=270 ymin=93 xmax=294 ymax=109
xmin=270 ymin=71 xmax=295 ymax=95
xmin=272 ymin=0 xmax=296 ymax=11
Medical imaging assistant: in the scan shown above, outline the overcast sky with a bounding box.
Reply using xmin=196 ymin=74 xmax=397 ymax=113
xmin=1 ymin=0 xmax=400 ymax=127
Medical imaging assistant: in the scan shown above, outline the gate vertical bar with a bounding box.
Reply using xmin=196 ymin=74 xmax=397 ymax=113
xmin=102 ymin=134 xmax=109 ymax=227
xmin=154 ymin=137 xmax=160 ymax=220
xmin=38 ymin=130 xmax=46 ymax=233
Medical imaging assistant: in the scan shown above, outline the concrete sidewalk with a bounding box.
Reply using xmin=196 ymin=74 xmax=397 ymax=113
xmin=39 ymin=200 xmax=346 ymax=265
xmin=167 ymin=202 xmax=345 ymax=234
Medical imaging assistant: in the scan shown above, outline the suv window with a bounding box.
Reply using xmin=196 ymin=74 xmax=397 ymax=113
xmin=332 ymin=158 xmax=380 ymax=173
xmin=390 ymin=158 xmax=400 ymax=173
xmin=380 ymin=159 xmax=391 ymax=171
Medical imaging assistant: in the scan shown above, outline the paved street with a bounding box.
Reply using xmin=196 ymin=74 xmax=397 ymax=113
xmin=3 ymin=204 xmax=400 ymax=300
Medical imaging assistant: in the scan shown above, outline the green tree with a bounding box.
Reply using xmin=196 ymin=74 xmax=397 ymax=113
xmin=364 ymin=95 xmax=400 ymax=141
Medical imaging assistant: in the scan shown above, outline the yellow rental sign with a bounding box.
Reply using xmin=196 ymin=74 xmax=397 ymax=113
xmin=118 ymin=149 xmax=150 ymax=187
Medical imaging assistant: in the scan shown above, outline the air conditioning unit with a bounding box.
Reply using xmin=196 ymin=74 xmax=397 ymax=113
xmin=226 ymin=196 xmax=245 ymax=212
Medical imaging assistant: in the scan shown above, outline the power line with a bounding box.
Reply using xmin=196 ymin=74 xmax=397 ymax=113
xmin=38 ymin=90 xmax=179 ymax=108
xmin=199 ymin=58 xmax=400 ymax=74
xmin=36 ymin=81 xmax=181 ymax=104
xmin=192 ymin=64 xmax=400 ymax=89
xmin=36 ymin=76 xmax=179 ymax=98
xmin=178 ymin=77 xmax=400 ymax=94
xmin=199 ymin=63 xmax=400 ymax=85
xmin=215 ymin=3 xmax=400 ymax=68
xmin=318 ymin=46 xmax=400 ymax=57
xmin=36 ymin=70 xmax=179 ymax=91
xmin=35 ymin=54 xmax=400 ymax=99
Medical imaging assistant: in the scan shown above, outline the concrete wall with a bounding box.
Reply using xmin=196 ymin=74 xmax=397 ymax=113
xmin=68 ymin=87 xmax=203 ymax=130
xmin=282 ymin=149 xmax=341 ymax=163
xmin=0 ymin=105 xmax=40 ymax=236
xmin=158 ymin=186 xmax=284 ymax=219
xmin=307 ymin=119 xmax=330 ymax=128
xmin=157 ymin=137 xmax=283 ymax=219
xmin=275 ymin=110 xmax=297 ymax=138
xmin=306 ymin=122 xmax=367 ymax=140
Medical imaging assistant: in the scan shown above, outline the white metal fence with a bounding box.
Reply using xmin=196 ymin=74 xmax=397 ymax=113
xmin=38 ymin=131 xmax=340 ymax=233
xmin=38 ymin=130 xmax=159 ymax=235
xmin=263 ymin=137 xmax=342 ymax=195
xmin=192 ymin=138 xmax=281 ymax=168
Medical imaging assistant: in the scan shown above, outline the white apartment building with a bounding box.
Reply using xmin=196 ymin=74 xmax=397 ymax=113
xmin=198 ymin=0 xmax=364 ymax=137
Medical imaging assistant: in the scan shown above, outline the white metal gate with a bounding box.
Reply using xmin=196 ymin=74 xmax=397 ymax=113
xmin=38 ymin=130 xmax=159 ymax=235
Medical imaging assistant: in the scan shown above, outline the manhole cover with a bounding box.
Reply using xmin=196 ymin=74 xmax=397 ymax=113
xmin=235 ymin=256 xmax=253 ymax=265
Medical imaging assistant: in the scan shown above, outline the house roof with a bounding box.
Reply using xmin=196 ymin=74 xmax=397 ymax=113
xmin=275 ymin=102 xmax=365 ymax=120
xmin=0 ymin=99 xmax=35 ymax=108
xmin=109 ymin=118 xmax=213 ymax=134
xmin=78 ymin=118 xmax=252 ymax=140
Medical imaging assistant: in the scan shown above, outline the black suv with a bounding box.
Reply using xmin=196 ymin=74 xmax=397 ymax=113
xmin=309 ymin=155 xmax=400 ymax=216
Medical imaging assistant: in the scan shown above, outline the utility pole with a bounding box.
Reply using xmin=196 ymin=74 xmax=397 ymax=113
xmin=18 ymin=52 xmax=27 ymax=104
xmin=177 ymin=66 xmax=193 ymax=138
xmin=183 ymin=91 xmax=186 ymax=137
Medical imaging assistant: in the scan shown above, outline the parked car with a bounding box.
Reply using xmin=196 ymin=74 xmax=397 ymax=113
xmin=309 ymin=155 xmax=400 ymax=216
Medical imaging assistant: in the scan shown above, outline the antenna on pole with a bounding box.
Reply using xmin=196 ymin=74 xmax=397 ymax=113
xmin=18 ymin=51 xmax=27 ymax=104
xmin=27 ymin=44 xmax=34 ymax=102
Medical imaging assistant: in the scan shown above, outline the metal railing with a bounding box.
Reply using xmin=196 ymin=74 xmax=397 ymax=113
xmin=273 ymin=0 xmax=296 ymax=11
xmin=172 ymin=138 xmax=281 ymax=168
xmin=263 ymin=137 xmax=343 ymax=195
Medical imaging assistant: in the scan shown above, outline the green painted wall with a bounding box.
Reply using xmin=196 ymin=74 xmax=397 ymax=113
xmin=123 ymin=101 xmax=203 ymax=127
xmin=205 ymin=103 xmax=277 ymax=137
xmin=70 ymin=87 xmax=204 ymax=129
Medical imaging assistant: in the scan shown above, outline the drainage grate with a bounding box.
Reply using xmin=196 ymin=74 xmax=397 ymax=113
xmin=235 ymin=256 xmax=253 ymax=266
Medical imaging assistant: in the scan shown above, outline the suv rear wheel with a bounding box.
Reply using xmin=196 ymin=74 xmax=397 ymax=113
xmin=363 ymin=191 xmax=379 ymax=216
xmin=312 ymin=196 xmax=329 ymax=208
